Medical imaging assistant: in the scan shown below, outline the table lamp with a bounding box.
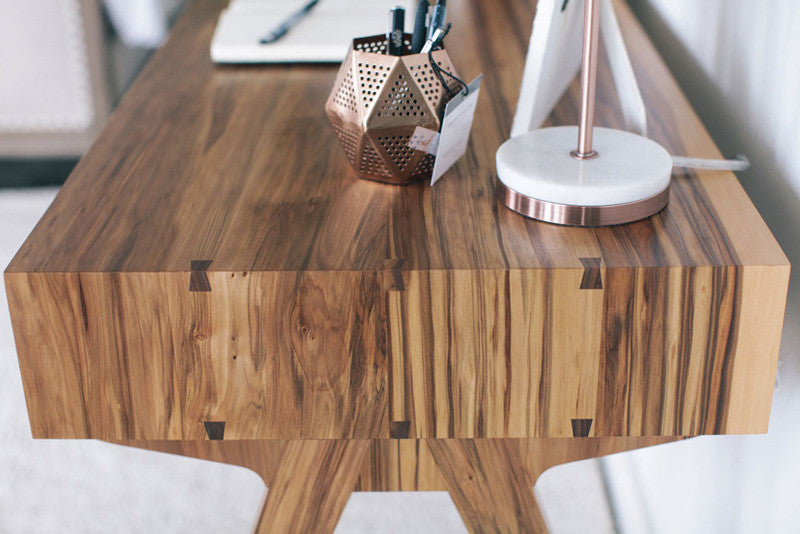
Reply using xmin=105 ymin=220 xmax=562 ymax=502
xmin=496 ymin=0 xmax=672 ymax=226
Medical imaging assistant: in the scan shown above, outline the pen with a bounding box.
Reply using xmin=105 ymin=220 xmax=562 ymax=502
xmin=387 ymin=6 xmax=406 ymax=55
xmin=259 ymin=0 xmax=320 ymax=45
xmin=427 ymin=0 xmax=446 ymax=41
xmin=411 ymin=0 xmax=429 ymax=54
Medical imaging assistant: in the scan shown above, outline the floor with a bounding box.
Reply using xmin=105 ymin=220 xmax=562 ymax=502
xmin=0 ymin=186 xmax=617 ymax=533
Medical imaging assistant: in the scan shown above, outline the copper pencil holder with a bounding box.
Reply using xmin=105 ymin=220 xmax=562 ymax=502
xmin=325 ymin=34 xmax=462 ymax=185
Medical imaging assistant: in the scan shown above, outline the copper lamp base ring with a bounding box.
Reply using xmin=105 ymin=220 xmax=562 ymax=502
xmin=500 ymin=183 xmax=670 ymax=227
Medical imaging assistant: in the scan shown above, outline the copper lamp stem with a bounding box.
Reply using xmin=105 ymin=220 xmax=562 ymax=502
xmin=572 ymin=0 xmax=601 ymax=160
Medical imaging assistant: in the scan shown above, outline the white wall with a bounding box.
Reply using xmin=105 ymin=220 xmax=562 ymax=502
xmin=602 ymin=1 xmax=800 ymax=532
xmin=628 ymin=0 xmax=800 ymax=288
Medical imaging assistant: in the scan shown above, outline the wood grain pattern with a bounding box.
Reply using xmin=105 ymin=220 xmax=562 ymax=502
xmin=256 ymin=440 xmax=370 ymax=533
xmin=4 ymin=1 xmax=786 ymax=275
xmin=4 ymin=0 xmax=789 ymax=443
xmin=428 ymin=439 xmax=546 ymax=532
xmin=7 ymin=271 xmax=389 ymax=439
xmin=6 ymin=2 xmax=761 ymax=531
xmin=7 ymin=263 xmax=787 ymax=439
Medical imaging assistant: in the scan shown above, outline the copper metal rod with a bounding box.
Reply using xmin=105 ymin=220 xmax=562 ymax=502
xmin=572 ymin=0 xmax=601 ymax=160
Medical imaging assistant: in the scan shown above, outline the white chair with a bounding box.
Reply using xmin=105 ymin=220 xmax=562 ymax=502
xmin=0 ymin=0 xmax=111 ymax=158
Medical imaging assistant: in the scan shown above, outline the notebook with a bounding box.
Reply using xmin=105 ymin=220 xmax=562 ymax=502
xmin=211 ymin=0 xmax=413 ymax=64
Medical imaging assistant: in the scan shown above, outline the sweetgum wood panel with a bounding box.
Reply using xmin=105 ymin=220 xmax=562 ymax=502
xmin=7 ymin=263 xmax=786 ymax=439
xmin=8 ymin=271 xmax=391 ymax=439
xmin=388 ymin=269 xmax=604 ymax=438
xmin=5 ymin=0 xmax=787 ymax=274
xmin=388 ymin=266 xmax=787 ymax=438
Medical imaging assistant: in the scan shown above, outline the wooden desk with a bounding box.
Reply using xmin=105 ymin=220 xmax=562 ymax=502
xmin=5 ymin=0 xmax=789 ymax=531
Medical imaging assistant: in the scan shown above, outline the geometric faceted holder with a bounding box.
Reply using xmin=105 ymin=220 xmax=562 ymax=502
xmin=326 ymin=34 xmax=462 ymax=184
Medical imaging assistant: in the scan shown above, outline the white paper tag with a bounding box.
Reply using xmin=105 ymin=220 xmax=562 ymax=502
xmin=408 ymin=126 xmax=440 ymax=155
xmin=430 ymin=75 xmax=482 ymax=185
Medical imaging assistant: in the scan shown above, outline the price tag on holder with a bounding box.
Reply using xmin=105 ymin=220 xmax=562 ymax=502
xmin=408 ymin=76 xmax=482 ymax=185
xmin=431 ymin=75 xmax=481 ymax=184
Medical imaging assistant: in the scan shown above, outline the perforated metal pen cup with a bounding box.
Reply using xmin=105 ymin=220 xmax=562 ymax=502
xmin=325 ymin=34 xmax=462 ymax=185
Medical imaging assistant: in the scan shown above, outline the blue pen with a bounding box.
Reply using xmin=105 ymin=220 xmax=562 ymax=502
xmin=427 ymin=0 xmax=446 ymax=41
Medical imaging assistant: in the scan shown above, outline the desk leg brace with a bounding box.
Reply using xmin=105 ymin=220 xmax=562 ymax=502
xmin=115 ymin=437 xmax=679 ymax=533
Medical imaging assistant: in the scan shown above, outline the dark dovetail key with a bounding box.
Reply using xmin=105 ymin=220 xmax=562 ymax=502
xmin=579 ymin=257 xmax=603 ymax=290
xmin=190 ymin=260 xmax=213 ymax=292
xmin=571 ymin=418 xmax=593 ymax=437
xmin=204 ymin=421 xmax=225 ymax=440
xmin=389 ymin=421 xmax=411 ymax=439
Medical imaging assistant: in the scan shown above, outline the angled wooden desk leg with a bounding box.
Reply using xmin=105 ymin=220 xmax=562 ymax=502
xmin=255 ymin=439 xmax=371 ymax=534
xmin=427 ymin=439 xmax=547 ymax=533
xmin=427 ymin=437 xmax=682 ymax=533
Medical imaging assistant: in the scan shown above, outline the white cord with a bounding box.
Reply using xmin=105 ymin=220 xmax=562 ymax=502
xmin=672 ymin=154 xmax=750 ymax=172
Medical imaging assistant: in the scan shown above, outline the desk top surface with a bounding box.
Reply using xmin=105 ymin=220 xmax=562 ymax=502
xmin=6 ymin=0 xmax=787 ymax=274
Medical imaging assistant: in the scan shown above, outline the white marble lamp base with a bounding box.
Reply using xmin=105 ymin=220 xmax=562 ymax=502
xmin=496 ymin=126 xmax=673 ymax=226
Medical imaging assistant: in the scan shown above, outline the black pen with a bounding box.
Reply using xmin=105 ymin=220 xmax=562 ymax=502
xmin=387 ymin=6 xmax=405 ymax=55
xmin=427 ymin=0 xmax=446 ymax=41
xmin=259 ymin=0 xmax=320 ymax=45
xmin=411 ymin=0 xmax=429 ymax=54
